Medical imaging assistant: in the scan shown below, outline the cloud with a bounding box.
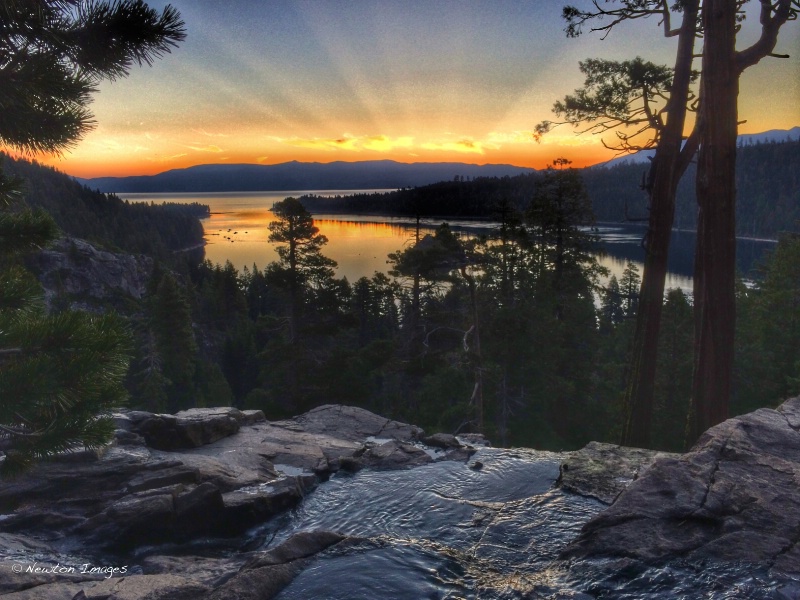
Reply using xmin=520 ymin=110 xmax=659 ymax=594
xmin=421 ymin=138 xmax=498 ymax=155
xmin=187 ymin=144 xmax=225 ymax=153
xmin=192 ymin=128 xmax=229 ymax=138
xmin=277 ymin=134 xmax=415 ymax=153
xmin=145 ymin=153 xmax=188 ymax=163
xmin=486 ymin=131 xmax=536 ymax=144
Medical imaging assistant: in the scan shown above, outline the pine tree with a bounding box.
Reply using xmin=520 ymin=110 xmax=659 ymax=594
xmin=0 ymin=1 xmax=185 ymax=475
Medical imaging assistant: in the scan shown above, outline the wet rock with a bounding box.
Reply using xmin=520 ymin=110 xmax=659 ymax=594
xmin=175 ymin=482 xmax=224 ymax=535
xmin=140 ymin=555 xmax=249 ymax=587
xmin=126 ymin=465 xmax=199 ymax=493
xmin=207 ymin=531 xmax=347 ymax=600
xmin=562 ymin=397 xmax=800 ymax=573
xmin=557 ymin=441 xmax=677 ymax=504
xmin=422 ymin=432 xmax=461 ymax=448
xmin=0 ymin=405 xmax=474 ymax=555
xmin=221 ymin=476 xmax=318 ymax=534
xmin=359 ymin=439 xmax=433 ymax=469
xmin=457 ymin=433 xmax=491 ymax=447
xmin=2 ymin=582 xmax=86 ymax=600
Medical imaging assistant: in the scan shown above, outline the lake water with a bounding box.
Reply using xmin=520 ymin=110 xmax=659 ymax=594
xmin=121 ymin=191 xmax=777 ymax=290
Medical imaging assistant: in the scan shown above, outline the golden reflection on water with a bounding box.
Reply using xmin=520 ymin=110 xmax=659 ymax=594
xmin=203 ymin=214 xmax=437 ymax=281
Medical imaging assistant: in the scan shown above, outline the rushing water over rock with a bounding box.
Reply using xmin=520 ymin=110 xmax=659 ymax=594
xmin=3 ymin=402 xmax=800 ymax=599
xmin=245 ymin=448 xmax=604 ymax=599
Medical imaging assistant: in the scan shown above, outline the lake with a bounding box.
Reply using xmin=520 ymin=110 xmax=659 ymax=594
xmin=121 ymin=191 xmax=777 ymax=291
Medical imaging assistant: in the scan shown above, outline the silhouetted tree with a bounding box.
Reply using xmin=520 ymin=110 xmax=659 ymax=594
xmin=267 ymin=197 xmax=336 ymax=343
xmin=687 ymin=0 xmax=799 ymax=443
xmin=541 ymin=0 xmax=700 ymax=447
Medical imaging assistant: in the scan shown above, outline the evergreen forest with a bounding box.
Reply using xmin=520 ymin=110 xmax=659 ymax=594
xmin=8 ymin=153 xmax=797 ymax=454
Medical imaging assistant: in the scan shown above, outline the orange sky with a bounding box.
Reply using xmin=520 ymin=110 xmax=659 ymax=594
xmin=21 ymin=1 xmax=800 ymax=179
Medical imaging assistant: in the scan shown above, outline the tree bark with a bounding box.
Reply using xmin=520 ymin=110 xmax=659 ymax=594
xmin=620 ymin=0 xmax=699 ymax=448
xmin=687 ymin=0 xmax=738 ymax=445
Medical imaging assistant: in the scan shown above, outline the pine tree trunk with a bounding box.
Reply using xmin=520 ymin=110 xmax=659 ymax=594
xmin=621 ymin=0 xmax=699 ymax=447
xmin=688 ymin=0 xmax=738 ymax=445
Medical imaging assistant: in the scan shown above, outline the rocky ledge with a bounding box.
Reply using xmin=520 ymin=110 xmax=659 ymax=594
xmin=560 ymin=396 xmax=800 ymax=583
xmin=2 ymin=399 xmax=799 ymax=599
xmin=0 ymin=404 xmax=480 ymax=599
xmin=0 ymin=405 xmax=477 ymax=550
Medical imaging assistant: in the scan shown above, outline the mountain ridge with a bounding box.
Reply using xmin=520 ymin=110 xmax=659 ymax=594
xmin=78 ymin=128 xmax=800 ymax=193
xmin=79 ymin=159 xmax=535 ymax=193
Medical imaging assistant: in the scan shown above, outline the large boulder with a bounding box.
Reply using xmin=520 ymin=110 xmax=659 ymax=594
xmin=562 ymin=397 xmax=800 ymax=574
xmin=120 ymin=408 xmax=253 ymax=451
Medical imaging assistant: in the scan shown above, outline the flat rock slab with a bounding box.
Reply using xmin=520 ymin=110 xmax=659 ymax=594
xmin=562 ymin=396 xmax=800 ymax=575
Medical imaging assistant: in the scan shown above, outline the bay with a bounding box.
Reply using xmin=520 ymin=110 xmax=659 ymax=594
xmin=121 ymin=191 xmax=777 ymax=290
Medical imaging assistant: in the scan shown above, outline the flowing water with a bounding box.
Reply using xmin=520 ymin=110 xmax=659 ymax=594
xmin=228 ymin=447 xmax=797 ymax=599
xmin=252 ymin=447 xmax=604 ymax=599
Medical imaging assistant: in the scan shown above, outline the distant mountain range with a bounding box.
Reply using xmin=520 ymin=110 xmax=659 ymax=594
xmin=596 ymin=127 xmax=800 ymax=169
xmin=78 ymin=160 xmax=534 ymax=193
xmin=78 ymin=128 xmax=800 ymax=193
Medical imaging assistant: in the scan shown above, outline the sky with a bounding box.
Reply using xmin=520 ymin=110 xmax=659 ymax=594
xmin=31 ymin=0 xmax=800 ymax=178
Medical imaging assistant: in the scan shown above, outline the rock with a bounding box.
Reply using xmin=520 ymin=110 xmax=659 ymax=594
xmin=359 ymin=440 xmax=433 ymax=469
xmin=83 ymin=493 xmax=176 ymax=546
xmin=277 ymin=404 xmax=423 ymax=443
xmin=557 ymin=441 xmax=677 ymax=504
xmin=207 ymin=531 xmax=347 ymax=600
xmin=1 ymin=582 xmax=86 ymax=599
xmin=562 ymin=397 xmax=800 ymax=573
xmin=82 ymin=574 xmax=210 ymax=600
xmin=25 ymin=237 xmax=152 ymax=312
xmin=221 ymin=475 xmax=318 ymax=534
xmin=126 ymin=466 xmax=199 ymax=493
xmin=423 ymin=432 xmax=461 ymax=448
xmin=126 ymin=408 xmax=244 ymax=451
xmin=240 ymin=410 xmax=266 ymax=425
xmin=457 ymin=433 xmax=491 ymax=447
xmin=175 ymin=482 xmax=224 ymax=535
xmin=140 ymin=555 xmax=249 ymax=587
xmin=0 ymin=404 xmax=474 ymax=554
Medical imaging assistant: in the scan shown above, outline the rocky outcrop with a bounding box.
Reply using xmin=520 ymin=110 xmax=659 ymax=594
xmin=0 ymin=404 xmax=477 ymax=550
xmin=24 ymin=236 xmax=153 ymax=311
xmin=562 ymin=397 xmax=800 ymax=576
xmin=0 ymin=404 xmax=479 ymax=600
xmin=557 ymin=441 xmax=678 ymax=504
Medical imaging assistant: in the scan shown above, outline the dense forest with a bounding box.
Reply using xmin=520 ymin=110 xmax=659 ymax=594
xmin=300 ymin=139 xmax=800 ymax=239
xmin=6 ymin=152 xmax=798 ymax=452
xmin=1 ymin=153 xmax=207 ymax=261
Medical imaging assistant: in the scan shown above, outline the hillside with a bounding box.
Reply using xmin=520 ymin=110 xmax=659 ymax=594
xmin=2 ymin=153 xmax=207 ymax=261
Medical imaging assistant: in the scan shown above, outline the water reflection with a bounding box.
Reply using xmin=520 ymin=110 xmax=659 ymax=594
xmin=121 ymin=192 xmax=777 ymax=288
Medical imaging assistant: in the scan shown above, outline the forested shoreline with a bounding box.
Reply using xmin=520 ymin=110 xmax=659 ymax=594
xmin=299 ymin=139 xmax=799 ymax=240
